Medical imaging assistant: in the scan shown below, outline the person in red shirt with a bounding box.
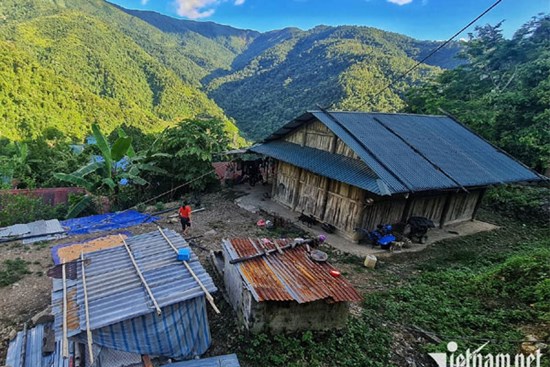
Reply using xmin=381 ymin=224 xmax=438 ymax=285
xmin=178 ymin=200 xmax=192 ymax=236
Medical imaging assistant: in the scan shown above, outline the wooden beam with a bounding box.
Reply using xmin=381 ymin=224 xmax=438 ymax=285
xmin=156 ymin=227 xmax=220 ymax=314
xmin=119 ymin=235 xmax=162 ymax=316
xmin=471 ymin=188 xmax=486 ymax=221
xmin=438 ymin=192 xmax=454 ymax=228
xmin=62 ymin=263 xmax=68 ymax=358
xmin=80 ymin=252 xmax=94 ymax=365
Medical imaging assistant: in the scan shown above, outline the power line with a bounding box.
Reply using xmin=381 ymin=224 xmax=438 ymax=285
xmin=354 ymin=0 xmax=503 ymax=110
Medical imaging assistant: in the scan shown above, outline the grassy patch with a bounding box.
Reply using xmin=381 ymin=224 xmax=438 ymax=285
xmin=238 ymin=205 xmax=550 ymax=366
xmin=239 ymin=315 xmax=392 ymax=367
xmin=0 ymin=258 xmax=31 ymax=287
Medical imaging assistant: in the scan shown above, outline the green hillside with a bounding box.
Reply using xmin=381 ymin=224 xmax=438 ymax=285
xmin=205 ymin=26 xmax=454 ymax=139
xmin=0 ymin=0 xmax=462 ymax=143
xmin=0 ymin=0 xmax=241 ymax=142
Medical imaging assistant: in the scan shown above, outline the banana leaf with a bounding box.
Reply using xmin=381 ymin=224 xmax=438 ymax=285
xmin=54 ymin=173 xmax=93 ymax=191
xmin=92 ymin=124 xmax=112 ymax=178
xmin=66 ymin=195 xmax=93 ymax=219
xmin=73 ymin=161 xmax=103 ymax=178
xmin=111 ymin=136 xmax=132 ymax=162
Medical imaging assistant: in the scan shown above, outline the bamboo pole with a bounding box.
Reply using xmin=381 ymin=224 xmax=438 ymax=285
xmin=62 ymin=263 xmax=68 ymax=358
xmin=80 ymin=252 xmax=94 ymax=365
xmin=119 ymin=235 xmax=162 ymax=315
xmin=156 ymin=227 xmax=220 ymax=314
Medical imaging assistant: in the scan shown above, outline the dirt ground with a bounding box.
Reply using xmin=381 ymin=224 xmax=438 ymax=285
xmin=0 ymin=188 xmax=475 ymax=366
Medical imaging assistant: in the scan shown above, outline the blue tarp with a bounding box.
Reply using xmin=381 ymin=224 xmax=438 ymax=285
xmin=61 ymin=210 xmax=158 ymax=235
xmin=163 ymin=354 xmax=241 ymax=367
xmin=75 ymin=298 xmax=212 ymax=359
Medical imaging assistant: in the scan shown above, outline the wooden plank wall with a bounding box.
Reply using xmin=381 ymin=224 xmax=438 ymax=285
xmin=276 ymin=119 xmax=483 ymax=238
xmin=296 ymin=171 xmax=328 ymax=218
xmin=443 ymin=190 xmax=481 ymax=225
xmin=405 ymin=194 xmax=448 ymax=226
xmin=361 ymin=198 xmax=407 ymax=231
xmin=323 ymin=181 xmax=365 ymax=235
xmin=273 ymin=162 xmax=300 ymax=208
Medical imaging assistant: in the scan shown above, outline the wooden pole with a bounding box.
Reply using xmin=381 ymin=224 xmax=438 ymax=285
xmin=156 ymin=227 xmax=220 ymax=314
xmin=62 ymin=263 xmax=68 ymax=358
xmin=80 ymin=252 xmax=94 ymax=365
xmin=119 ymin=235 xmax=162 ymax=315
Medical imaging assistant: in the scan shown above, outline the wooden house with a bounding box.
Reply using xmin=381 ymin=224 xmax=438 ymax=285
xmin=250 ymin=111 xmax=543 ymax=241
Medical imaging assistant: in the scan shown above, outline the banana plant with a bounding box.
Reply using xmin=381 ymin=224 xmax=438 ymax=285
xmin=55 ymin=124 xmax=166 ymax=218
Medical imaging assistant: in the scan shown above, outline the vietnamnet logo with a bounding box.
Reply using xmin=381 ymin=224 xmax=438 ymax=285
xmin=428 ymin=341 xmax=544 ymax=367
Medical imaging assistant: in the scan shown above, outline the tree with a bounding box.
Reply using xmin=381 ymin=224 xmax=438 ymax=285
xmin=147 ymin=118 xmax=230 ymax=196
xmin=54 ymin=124 xmax=165 ymax=217
xmin=406 ymin=14 xmax=550 ymax=172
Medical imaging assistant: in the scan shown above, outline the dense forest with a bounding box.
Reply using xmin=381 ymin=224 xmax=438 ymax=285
xmin=128 ymin=9 xmax=463 ymax=140
xmin=0 ymin=0 xmax=461 ymax=142
xmin=0 ymin=0 xmax=241 ymax=142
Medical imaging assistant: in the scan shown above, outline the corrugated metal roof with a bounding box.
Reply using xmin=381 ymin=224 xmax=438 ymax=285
xmin=0 ymin=219 xmax=66 ymax=244
xmin=52 ymin=229 xmax=216 ymax=337
xmin=249 ymin=141 xmax=389 ymax=195
xmin=6 ymin=322 xmax=71 ymax=367
xmin=223 ymin=238 xmax=362 ymax=304
xmin=162 ymin=354 xmax=240 ymax=367
xmin=257 ymin=111 xmax=543 ymax=195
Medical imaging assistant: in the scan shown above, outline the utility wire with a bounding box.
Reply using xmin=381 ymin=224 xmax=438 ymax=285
xmin=354 ymin=0 xmax=503 ymax=110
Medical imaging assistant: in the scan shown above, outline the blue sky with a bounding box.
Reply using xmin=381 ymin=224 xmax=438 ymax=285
xmin=109 ymin=0 xmax=549 ymax=40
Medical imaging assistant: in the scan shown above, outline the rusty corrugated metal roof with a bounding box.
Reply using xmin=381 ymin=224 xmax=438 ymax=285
xmin=223 ymin=238 xmax=362 ymax=303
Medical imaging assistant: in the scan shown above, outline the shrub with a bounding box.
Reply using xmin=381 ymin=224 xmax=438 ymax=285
xmin=0 ymin=258 xmax=30 ymax=287
xmin=0 ymin=193 xmax=62 ymax=227
xmin=484 ymin=185 xmax=550 ymax=223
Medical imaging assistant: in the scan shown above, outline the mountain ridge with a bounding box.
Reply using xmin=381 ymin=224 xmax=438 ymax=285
xmin=0 ymin=0 xmax=463 ymax=142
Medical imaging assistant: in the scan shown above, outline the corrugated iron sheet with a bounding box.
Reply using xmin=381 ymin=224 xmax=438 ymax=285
xmin=249 ymin=141 xmax=386 ymax=195
xmin=162 ymin=354 xmax=241 ymax=367
xmin=223 ymin=238 xmax=362 ymax=304
xmin=22 ymin=219 xmax=67 ymax=244
xmin=257 ymin=110 xmax=542 ymax=195
xmin=6 ymin=322 xmax=72 ymax=367
xmin=0 ymin=219 xmax=66 ymax=244
xmin=52 ymin=229 xmax=217 ymax=337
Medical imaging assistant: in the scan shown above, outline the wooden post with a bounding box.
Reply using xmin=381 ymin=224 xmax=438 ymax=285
xmin=400 ymin=194 xmax=413 ymax=223
xmin=62 ymin=263 xmax=68 ymax=358
xmin=119 ymin=235 xmax=162 ymax=315
xmin=439 ymin=192 xmax=454 ymax=228
xmin=320 ymin=134 xmax=338 ymax=221
xmin=292 ymin=168 xmax=304 ymax=211
xmin=80 ymin=252 xmax=94 ymax=365
xmin=471 ymin=189 xmax=486 ymax=221
xmin=156 ymin=227 xmax=220 ymax=314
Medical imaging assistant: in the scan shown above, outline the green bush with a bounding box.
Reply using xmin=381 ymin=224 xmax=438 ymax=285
xmin=0 ymin=258 xmax=30 ymax=287
xmin=0 ymin=194 xmax=65 ymax=227
xmin=484 ymin=185 xmax=550 ymax=223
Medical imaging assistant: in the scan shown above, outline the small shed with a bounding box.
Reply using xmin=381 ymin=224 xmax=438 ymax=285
xmin=214 ymin=238 xmax=362 ymax=333
xmin=51 ymin=229 xmax=217 ymax=362
xmin=250 ymin=111 xmax=544 ymax=241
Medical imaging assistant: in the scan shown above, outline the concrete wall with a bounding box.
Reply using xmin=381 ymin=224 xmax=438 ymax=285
xmin=247 ymin=299 xmax=349 ymax=333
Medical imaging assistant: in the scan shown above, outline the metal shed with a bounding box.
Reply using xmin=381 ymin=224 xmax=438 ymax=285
xmin=51 ymin=229 xmax=217 ymax=361
xmin=215 ymin=238 xmax=362 ymax=332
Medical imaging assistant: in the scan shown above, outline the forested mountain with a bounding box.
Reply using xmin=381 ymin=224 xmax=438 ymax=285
xmin=127 ymin=9 xmax=462 ymax=140
xmin=0 ymin=0 xmax=241 ymax=142
xmin=0 ymin=0 xmax=462 ymax=142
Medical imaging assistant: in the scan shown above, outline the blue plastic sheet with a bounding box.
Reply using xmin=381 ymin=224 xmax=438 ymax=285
xmin=61 ymin=210 xmax=158 ymax=236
